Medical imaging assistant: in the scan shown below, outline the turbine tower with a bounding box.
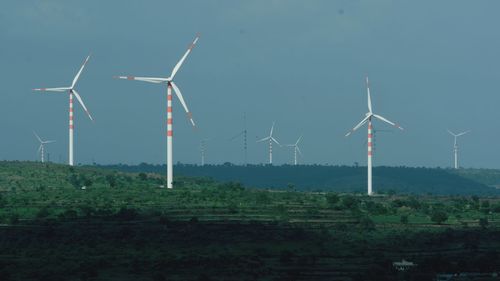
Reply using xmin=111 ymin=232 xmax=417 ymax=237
xmin=257 ymin=122 xmax=280 ymax=164
xmin=33 ymin=55 xmax=94 ymax=166
xmin=200 ymin=138 xmax=212 ymax=166
xmin=229 ymin=113 xmax=248 ymax=165
xmin=447 ymin=129 xmax=470 ymax=169
xmin=286 ymin=135 xmax=302 ymax=165
xmin=114 ymin=35 xmax=199 ymax=189
xmin=345 ymin=77 xmax=403 ymax=196
xmin=33 ymin=132 xmax=55 ymax=163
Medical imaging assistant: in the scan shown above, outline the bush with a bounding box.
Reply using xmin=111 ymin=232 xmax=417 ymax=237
xmin=341 ymin=195 xmax=358 ymax=210
xmin=106 ymin=174 xmax=117 ymax=187
xmin=138 ymin=172 xmax=148 ymax=181
xmin=359 ymin=216 xmax=376 ymax=231
xmin=326 ymin=193 xmax=339 ymax=206
xmin=430 ymin=210 xmax=448 ymax=225
xmin=36 ymin=207 xmax=50 ymax=219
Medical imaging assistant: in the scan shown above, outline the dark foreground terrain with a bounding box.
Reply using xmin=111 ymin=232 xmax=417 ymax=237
xmin=0 ymin=161 xmax=499 ymax=280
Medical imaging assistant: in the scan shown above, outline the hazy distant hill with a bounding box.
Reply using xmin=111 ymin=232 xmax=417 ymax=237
xmin=100 ymin=163 xmax=499 ymax=196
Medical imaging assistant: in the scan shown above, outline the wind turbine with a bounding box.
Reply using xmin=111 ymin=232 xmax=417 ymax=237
xmin=257 ymin=122 xmax=280 ymax=164
xmin=345 ymin=77 xmax=403 ymax=196
xmin=229 ymin=113 xmax=248 ymax=165
xmin=286 ymin=135 xmax=302 ymax=165
xmin=199 ymin=138 xmax=212 ymax=166
xmin=33 ymin=132 xmax=55 ymax=163
xmin=447 ymin=129 xmax=470 ymax=169
xmin=33 ymin=55 xmax=94 ymax=166
xmin=114 ymin=35 xmax=199 ymax=189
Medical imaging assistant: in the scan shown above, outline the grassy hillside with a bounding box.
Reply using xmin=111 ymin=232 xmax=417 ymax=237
xmin=101 ymin=163 xmax=499 ymax=195
xmin=0 ymin=161 xmax=499 ymax=280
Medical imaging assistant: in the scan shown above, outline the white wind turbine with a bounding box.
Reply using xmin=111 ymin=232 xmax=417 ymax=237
xmin=286 ymin=136 xmax=302 ymax=165
xmin=33 ymin=132 xmax=55 ymax=163
xmin=33 ymin=55 xmax=94 ymax=166
xmin=447 ymin=129 xmax=470 ymax=169
xmin=114 ymin=35 xmax=199 ymax=189
xmin=345 ymin=77 xmax=403 ymax=196
xmin=257 ymin=122 xmax=280 ymax=164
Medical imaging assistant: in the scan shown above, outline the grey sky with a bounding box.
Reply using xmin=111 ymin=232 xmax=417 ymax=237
xmin=1 ymin=0 xmax=499 ymax=168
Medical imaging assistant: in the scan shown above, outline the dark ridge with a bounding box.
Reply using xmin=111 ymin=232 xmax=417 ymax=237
xmin=98 ymin=163 xmax=500 ymax=196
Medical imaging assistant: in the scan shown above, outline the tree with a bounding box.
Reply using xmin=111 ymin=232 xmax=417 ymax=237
xmin=341 ymin=195 xmax=358 ymax=210
xmin=138 ymin=172 xmax=148 ymax=181
xmin=68 ymin=174 xmax=81 ymax=188
xmin=106 ymin=174 xmax=117 ymax=187
xmin=430 ymin=210 xmax=448 ymax=225
xmin=359 ymin=216 xmax=376 ymax=231
xmin=326 ymin=193 xmax=339 ymax=206
xmin=480 ymin=200 xmax=490 ymax=214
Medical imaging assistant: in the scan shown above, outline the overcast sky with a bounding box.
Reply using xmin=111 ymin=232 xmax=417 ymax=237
xmin=1 ymin=0 xmax=499 ymax=168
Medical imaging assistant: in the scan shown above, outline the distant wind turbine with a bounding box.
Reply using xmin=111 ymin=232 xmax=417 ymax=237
xmin=33 ymin=55 xmax=94 ymax=166
xmin=345 ymin=77 xmax=403 ymax=196
xmin=229 ymin=113 xmax=248 ymax=165
xmin=447 ymin=129 xmax=470 ymax=169
xmin=199 ymin=138 xmax=212 ymax=166
xmin=286 ymin=135 xmax=302 ymax=165
xmin=257 ymin=122 xmax=280 ymax=164
xmin=33 ymin=131 xmax=55 ymax=163
xmin=114 ymin=35 xmax=199 ymax=188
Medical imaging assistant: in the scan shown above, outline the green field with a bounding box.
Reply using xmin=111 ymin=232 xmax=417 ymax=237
xmin=0 ymin=161 xmax=499 ymax=280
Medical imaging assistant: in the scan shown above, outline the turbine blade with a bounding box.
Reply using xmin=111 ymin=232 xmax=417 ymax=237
xmin=296 ymin=146 xmax=302 ymax=156
xmin=296 ymin=135 xmax=302 ymax=145
xmin=366 ymin=77 xmax=373 ymax=113
xmin=447 ymin=129 xmax=457 ymax=136
xmin=33 ymin=131 xmax=42 ymax=143
xmin=38 ymin=144 xmax=42 ymax=154
xmin=271 ymin=137 xmax=281 ymax=146
xmin=113 ymin=76 xmax=166 ymax=83
xmin=72 ymin=90 xmax=94 ymax=122
xmin=33 ymin=87 xmax=70 ymax=92
xmin=170 ymin=82 xmax=195 ymax=127
xmin=345 ymin=115 xmax=370 ymax=137
xmin=457 ymin=130 xmax=470 ymax=137
xmin=270 ymin=121 xmax=275 ymax=136
xmin=44 ymin=140 xmax=56 ymax=144
xmin=71 ymin=55 xmax=91 ymax=88
xmin=170 ymin=34 xmax=200 ymax=80
xmin=373 ymin=114 xmax=403 ymax=130
xmin=257 ymin=136 xmax=270 ymax=143
xmin=229 ymin=130 xmax=245 ymax=141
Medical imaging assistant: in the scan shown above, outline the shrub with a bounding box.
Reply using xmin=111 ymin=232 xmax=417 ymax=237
xmin=430 ymin=210 xmax=448 ymax=225
xmin=359 ymin=216 xmax=376 ymax=231
xmin=326 ymin=193 xmax=339 ymax=206
xmin=138 ymin=172 xmax=148 ymax=181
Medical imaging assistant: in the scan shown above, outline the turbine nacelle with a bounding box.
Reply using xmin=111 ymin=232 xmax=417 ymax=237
xmin=33 ymin=55 xmax=94 ymax=122
xmin=114 ymin=35 xmax=200 ymax=128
